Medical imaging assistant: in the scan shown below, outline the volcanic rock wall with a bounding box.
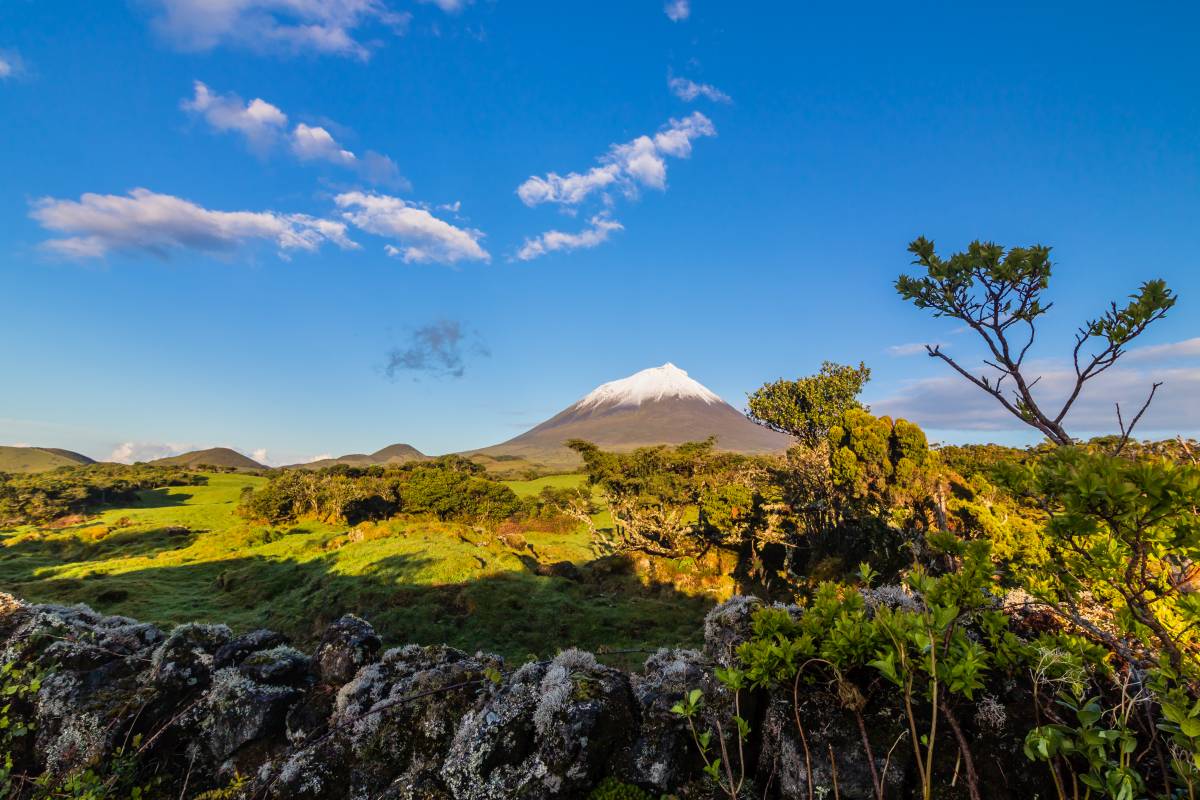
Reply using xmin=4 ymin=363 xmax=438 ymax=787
xmin=0 ymin=593 xmax=1047 ymax=799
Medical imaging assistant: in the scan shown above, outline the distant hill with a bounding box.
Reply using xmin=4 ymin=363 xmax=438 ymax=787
xmin=0 ymin=446 xmax=96 ymax=474
xmin=293 ymin=443 xmax=429 ymax=470
xmin=468 ymin=363 xmax=792 ymax=471
xmin=149 ymin=447 xmax=266 ymax=471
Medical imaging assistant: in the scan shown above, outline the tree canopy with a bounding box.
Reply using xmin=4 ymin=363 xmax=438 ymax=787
xmin=746 ymin=361 xmax=871 ymax=447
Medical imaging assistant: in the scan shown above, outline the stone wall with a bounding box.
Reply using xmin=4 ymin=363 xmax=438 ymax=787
xmin=0 ymin=593 xmax=1049 ymax=799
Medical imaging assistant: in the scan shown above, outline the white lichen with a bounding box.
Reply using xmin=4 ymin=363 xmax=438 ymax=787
xmin=975 ymin=693 xmax=1008 ymax=731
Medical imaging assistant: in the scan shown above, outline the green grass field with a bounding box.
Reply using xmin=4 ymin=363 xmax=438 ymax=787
xmin=0 ymin=473 xmax=712 ymax=667
xmin=502 ymin=472 xmax=587 ymax=497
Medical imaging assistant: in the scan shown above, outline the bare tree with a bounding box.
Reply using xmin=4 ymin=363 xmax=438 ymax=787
xmin=895 ymin=237 xmax=1176 ymax=447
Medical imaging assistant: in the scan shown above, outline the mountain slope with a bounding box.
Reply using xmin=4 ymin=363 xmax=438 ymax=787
xmin=149 ymin=447 xmax=266 ymax=471
xmin=471 ymin=363 xmax=791 ymax=470
xmin=0 ymin=446 xmax=96 ymax=474
xmin=294 ymin=443 xmax=430 ymax=470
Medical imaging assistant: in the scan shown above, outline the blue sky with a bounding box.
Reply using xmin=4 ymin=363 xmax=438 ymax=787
xmin=2 ymin=1 xmax=1197 ymax=464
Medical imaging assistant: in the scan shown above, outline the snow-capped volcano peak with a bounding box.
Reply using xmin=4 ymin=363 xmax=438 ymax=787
xmin=575 ymin=363 xmax=724 ymax=409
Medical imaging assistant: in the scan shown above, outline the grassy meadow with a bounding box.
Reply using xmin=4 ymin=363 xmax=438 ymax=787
xmin=0 ymin=472 xmax=710 ymax=667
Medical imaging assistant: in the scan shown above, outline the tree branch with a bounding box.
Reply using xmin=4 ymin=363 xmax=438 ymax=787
xmin=1114 ymin=382 xmax=1163 ymax=457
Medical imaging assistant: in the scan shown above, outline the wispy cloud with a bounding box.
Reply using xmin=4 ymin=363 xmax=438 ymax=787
xmin=664 ymin=0 xmax=691 ymax=21
xmin=1121 ymin=336 xmax=1200 ymax=364
xmin=0 ymin=49 xmax=24 ymax=79
xmin=887 ymin=342 xmax=946 ymax=357
xmin=182 ymin=81 xmax=406 ymax=188
xmin=335 ymin=191 xmax=489 ymax=265
xmin=142 ymin=0 xmax=412 ymax=59
xmin=515 ymin=214 xmax=623 ymax=261
xmin=669 ymin=76 xmax=730 ymax=103
xmin=517 ymin=112 xmax=716 ymax=208
xmin=31 ymin=188 xmax=357 ymax=260
xmin=419 ymin=0 xmax=472 ymax=10
xmin=514 ymin=112 xmax=715 ymax=260
xmin=386 ymin=319 xmax=489 ymax=379
xmin=872 ymin=337 xmax=1200 ymax=436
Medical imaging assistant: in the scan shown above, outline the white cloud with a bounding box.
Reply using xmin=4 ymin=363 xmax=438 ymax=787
xmin=335 ymin=191 xmax=489 ymax=264
xmin=303 ymin=453 xmax=334 ymax=463
xmin=516 ymin=214 xmax=623 ymax=261
xmin=251 ymin=448 xmax=272 ymax=465
xmin=517 ymin=112 xmax=716 ymax=207
xmin=143 ymin=0 xmax=412 ymax=59
xmin=291 ymin=123 xmax=357 ymax=166
xmin=664 ymin=0 xmax=690 ymax=21
xmin=1122 ymin=336 xmax=1200 ymax=364
xmin=183 ymin=82 xmax=406 ymax=187
xmin=887 ymin=342 xmax=946 ymax=356
xmin=31 ymin=188 xmax=357 ymax=260
xmin=109 ymin=441 xmax=191 ymax=463
xmin=872 ymin=338 xmax=1200 ymax=437
xmin=517 ymin=166 xmax=621 ymax=207
xmin=668 ymin=76 xmax=731 ymax=103
xmin=182 ymin=81 xmax=288 ymax=152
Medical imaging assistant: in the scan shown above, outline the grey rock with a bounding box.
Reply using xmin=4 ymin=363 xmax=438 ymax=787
xmin=440 ymin=648 xmax=638 ymax=799
xmin=311 ymin=614 xmax=381 ymax=686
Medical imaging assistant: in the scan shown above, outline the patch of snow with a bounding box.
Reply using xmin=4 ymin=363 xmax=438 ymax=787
xmin=575 ymin=363 xmax=722 ymax=409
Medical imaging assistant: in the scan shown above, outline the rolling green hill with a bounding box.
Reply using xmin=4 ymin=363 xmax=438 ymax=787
xmin=0 ymin=445 xmax=95 ymax=473
xmin=0 ymin=472 xmax=713 ymax=666
xmin=148 ymin=447 xmax=265 ymax=471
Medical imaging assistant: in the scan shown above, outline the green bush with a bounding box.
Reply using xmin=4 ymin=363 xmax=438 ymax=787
xmin=0 ymin=464 xmax=204 ymax=526
xmin=238 ymin=459 xmax=522 ymax=526
xmin=587 ymin=777 xmax=654 ymax=800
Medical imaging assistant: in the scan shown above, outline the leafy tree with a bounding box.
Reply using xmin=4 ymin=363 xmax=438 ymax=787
xmin=1028 ymin=449 xmax=1200 ymax=676
xmin=567 ymin=438 xmax=769 ymax=555
xmin=827 ymin=409 xmax=932 ymax=521
xmin=536 ymin=486 xmax=599 ymax=535
xmin=746 ymin=361 xmax=872 ymax=447
xmin=896 ymin=237 xmax=1176 ymax=448
xmin=237 ymin=461 xmax=520 ymax=525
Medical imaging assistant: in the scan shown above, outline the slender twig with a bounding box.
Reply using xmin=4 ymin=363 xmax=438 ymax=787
xmin=939 ymin=695 xmax=981 ymax=800
xmin=793 ymin=671 xmax=815 ymax=800
xmin=1113 ymin=382 xmax=1162 ymax=457
xmin=828 ymin=744 xmax=841 ymax=800
xmin=854 ymin=707 xmax=885 ymax=800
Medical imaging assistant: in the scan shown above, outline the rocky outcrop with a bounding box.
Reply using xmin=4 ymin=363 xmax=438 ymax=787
xmin=0 ymin=593 xmax=1052 ymax=799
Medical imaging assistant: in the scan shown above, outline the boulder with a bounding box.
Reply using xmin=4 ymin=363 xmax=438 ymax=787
xmin=702 ymin=595 xmax=766 ymax=667
xmin=185 ymin=666 xmax=300 ymax=766
xmin=146 ymin=621 xmax=232 ymax=692
xmin=440 ymin=649 xmax=639 ymax=799
xmin=311 ymin=615 xmax=381 ymax=685
xmin=268 ymin=644 xmax=502 ymax=799
xmin=626 ymin=648 xmax=711 ymax=793
xmin=214 ymin=628 xmax=289 ymax=668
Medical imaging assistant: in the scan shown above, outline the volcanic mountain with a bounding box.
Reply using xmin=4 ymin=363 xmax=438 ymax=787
xmin=296 ymin=443 xmax=430 ymax=470
xmin=0 ymin=446 xmax=96 ymax=474
xmin=149 ymin=447 xmax=266 ymax=471
xmin=470 ymin=363 xmax=792 ymax=470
